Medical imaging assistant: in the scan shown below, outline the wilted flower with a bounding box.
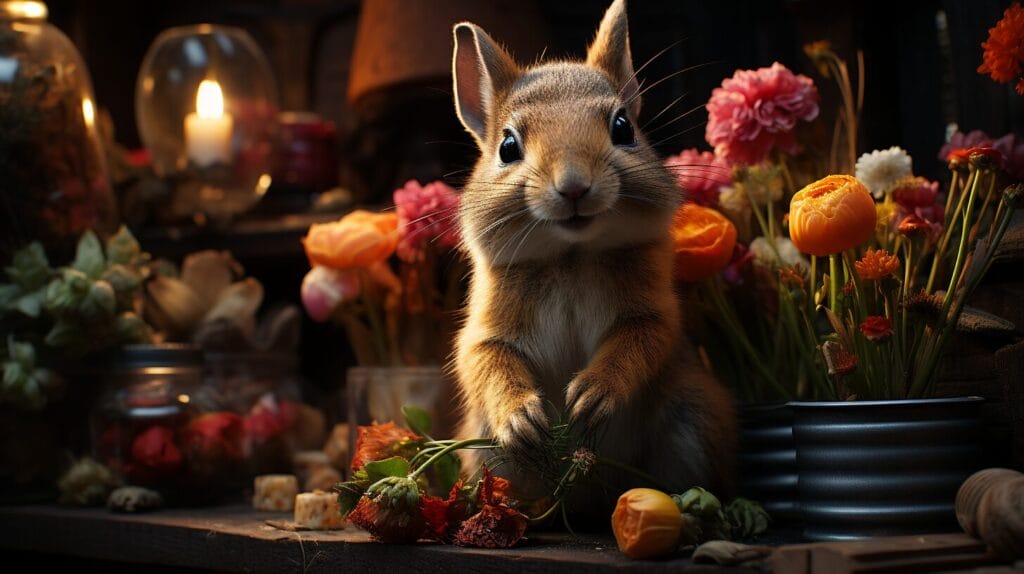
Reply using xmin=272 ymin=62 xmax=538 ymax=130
xmin=855 ymin=147 xmax=913 ymax=198
xmin=803 ymin=40 xmax=833 ymax=77
xmin=394 ymin=180 xmax=461 ymax=263
xmin=348 ymin=485 xmax=426 ymax=544
xmin=969 ymin=146 xmax=1005 ymax=170
xmin=664 ymin=149 xmax=732 ymax=207
xmin=789 ymin=175 xmax=877 ymax=256
xmin=303 ymin=210 xmax=399 ymax=270
xmin=351 ymin=421 xmax=421 ymax=470
xmin=859 ymin=315 xmax=893 ymax=341
xmin=978 ymin=3 xmax=1024 ymax=95
xmin=300 ymin=266 xmax=361 ymax=322
xmin=671 ymin=204 xmax=738 ymax=282
xmin=705 ymin=62 xmax=820 ymax=165
xmin=452 ymin=503 xmax=528 ymax=548
xmin=821 ymin=340 xmax=858 ymax=376
xmin=855 ymin=249 xmax=900 ymax=280
xmin=733 ymin=163 xmax=785 ymax=206
xmin=611 ymin=488 xmax=684 ymax=560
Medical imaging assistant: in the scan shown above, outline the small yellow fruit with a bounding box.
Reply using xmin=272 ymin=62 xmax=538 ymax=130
xmin=611 ymin=488 xmax=684 ymax=559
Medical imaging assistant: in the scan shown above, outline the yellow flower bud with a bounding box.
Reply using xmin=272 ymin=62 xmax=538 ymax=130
xmin=611 ymin=488 xmax=684 ymax=559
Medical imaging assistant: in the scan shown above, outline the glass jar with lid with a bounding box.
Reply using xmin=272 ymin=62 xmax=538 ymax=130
xmin=89 ymin=344 xmax=243 ymax=504
xmin=0 ymin=1 xmax=116 ymax=263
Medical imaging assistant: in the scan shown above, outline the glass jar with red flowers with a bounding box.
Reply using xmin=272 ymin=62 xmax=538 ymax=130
xmin=89 ymin=344 xmax=245 ymax=504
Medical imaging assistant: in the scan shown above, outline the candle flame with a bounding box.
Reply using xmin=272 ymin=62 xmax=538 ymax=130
xmin=196 ymin=79 xmax=225 ymax=119
xmin=81 ymin=97 xmax=95 ymax=127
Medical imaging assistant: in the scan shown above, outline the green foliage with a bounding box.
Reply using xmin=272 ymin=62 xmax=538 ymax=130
xmin=402 ymin=405 xmax=432 ymax=437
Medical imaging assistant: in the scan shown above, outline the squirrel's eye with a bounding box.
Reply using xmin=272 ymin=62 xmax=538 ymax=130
xmin=610 ymin=110 xmax=636 ymax=147
xmin=498 ymin=130 xmax=523 ymax=164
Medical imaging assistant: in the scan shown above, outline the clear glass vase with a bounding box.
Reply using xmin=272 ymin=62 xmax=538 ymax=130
xmin=0 ymin=1 xmax=116 ymax=262
xmin=135 ymin=24 xmax=279 ymax=222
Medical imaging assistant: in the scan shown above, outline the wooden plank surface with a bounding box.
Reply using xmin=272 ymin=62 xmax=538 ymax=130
xmin=770 ymin=533 xmax=999 ymax=574
xmin=0 ymin=504 xmax=744 ymax=573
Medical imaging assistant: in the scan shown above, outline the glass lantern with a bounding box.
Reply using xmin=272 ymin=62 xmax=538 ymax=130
xmin=0 ymin=1 xmax=117 ymax=262
xmin=135 ymin=24 xmax=278 ymax=222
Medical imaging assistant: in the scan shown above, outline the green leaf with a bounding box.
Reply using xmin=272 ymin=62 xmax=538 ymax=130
xmin=0 ymin=283 xmax=20 ymax=310
xmin=402 ymin=405 xmax=432 ymax=436
xmin=4 ymin=242 xmax=50 ymax=290
xmin=71 ymin=231 xmax=105 ymax=279
xmin=363 ymin=456 xmax=411 ymax=483
xmin=105 ymin=225 xmax=141 ymax=266
xmin=433 ymin=452 xmax=461 ymax=494
xmin=12 ymin=288 xmax=45 ymax=318
xmin=335 ymin=480 xmax=367 ymax=517
xmin=44 ymin=269 xmax=90 ymax=315
xmin=115 ymin=312 xmax=152 ymax=344
xmin=79 ymin=280 xmax=116 ymax=320
xmin=724 ymin=497 xmax=770 ymax=539
xmin=44 ymin=318 xmax=85 ymax=349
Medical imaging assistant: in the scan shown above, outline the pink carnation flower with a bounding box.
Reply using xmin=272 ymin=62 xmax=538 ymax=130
xmin=705 ymin=62 xmax=820 ymax=166
xmin=664 ymin=148 xmax=732 ymax=207
xmin=300 ymin=266 xmax=361 ymax=322
xmin=394 ymin=180 xmax=461 ymax=263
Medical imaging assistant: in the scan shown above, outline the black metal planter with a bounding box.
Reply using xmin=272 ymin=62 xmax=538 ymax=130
xmin=790 ymin=397 xmax=986 ymax=541
xmin=737 ymin=402 xmax=799 ymax=525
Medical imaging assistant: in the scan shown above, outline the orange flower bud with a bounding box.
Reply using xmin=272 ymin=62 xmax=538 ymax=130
xmin=671 ymin=203 xmax=738 ymax=282
xmin=611 ymin=488 xmax=684 ymax=559
xmin=302 ymin=210 xmax=399 ymax=269
xmin=789 ymin=175 xmax=877 ymax=256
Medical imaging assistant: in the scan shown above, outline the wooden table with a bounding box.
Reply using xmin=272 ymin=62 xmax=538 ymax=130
xmin=0 ymin=504 xmax=1015 ymax=573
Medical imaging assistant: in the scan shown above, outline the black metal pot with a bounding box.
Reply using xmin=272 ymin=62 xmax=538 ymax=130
xmin=737 ymin=402 xmax=799 ymax=525
xmin=790 ymin=397 xmax=986 ymax=541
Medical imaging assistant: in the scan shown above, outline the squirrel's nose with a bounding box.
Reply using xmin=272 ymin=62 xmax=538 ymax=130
xmin=557 ymin=184 xmax=590 ymax=200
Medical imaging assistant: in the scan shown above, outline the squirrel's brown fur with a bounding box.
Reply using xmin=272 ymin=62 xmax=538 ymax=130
xmin=450 ymin=0 xmax=736 ymax=511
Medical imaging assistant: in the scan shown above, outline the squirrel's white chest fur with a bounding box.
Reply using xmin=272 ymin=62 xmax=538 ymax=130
xmin=463 ymin=256 xmax=619 ymax=408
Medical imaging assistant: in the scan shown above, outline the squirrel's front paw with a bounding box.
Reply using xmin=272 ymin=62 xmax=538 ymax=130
xmin=566 ymin=375 xmax=620 ymax=432
xmin=494 ymin=394 xmax=550 ymax=456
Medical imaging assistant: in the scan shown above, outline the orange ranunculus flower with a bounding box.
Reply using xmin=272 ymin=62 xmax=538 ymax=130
xmin=671 ymin=203 xmax=738 ymax=282
xmin=789 ymin=175 xmax=876 ymax=256
xmin=612 ymin=488 xmax=684 ymax=559
xmin=855 ymin=248 xmax=899 ymax=280
xmin=302 ymin=210 xmax=399 ymax=269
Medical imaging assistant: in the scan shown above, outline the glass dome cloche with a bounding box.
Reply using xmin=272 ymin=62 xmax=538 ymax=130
xmin=0 ymin=1 xmax=117 ymax=262
xmin=135 ymin=24 xmax=279 ymax=222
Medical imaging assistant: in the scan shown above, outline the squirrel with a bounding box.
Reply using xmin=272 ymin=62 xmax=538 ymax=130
xmin=449 ymin=0 xmax=736 ymax=512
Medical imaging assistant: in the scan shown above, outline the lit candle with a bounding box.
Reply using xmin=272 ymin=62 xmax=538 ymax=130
xmin=184 ymin=79 xmax=233 ymax=168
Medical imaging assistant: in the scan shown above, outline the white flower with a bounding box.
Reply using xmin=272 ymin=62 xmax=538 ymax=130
xmin=855 ymin=147 xmax=913 ymax=198
xmin=749 ymin=237 xmax=809 ymax=271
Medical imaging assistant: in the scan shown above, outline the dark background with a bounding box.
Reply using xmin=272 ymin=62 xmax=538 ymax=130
xmin=40 ymin=0 xmax=1024 ymax=405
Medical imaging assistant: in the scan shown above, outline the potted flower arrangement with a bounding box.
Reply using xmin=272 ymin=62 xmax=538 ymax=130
xmin=667 ymin=6 xmax=1024 ymax=538
xmin=300 ymin=179 xmax=465 ymax=444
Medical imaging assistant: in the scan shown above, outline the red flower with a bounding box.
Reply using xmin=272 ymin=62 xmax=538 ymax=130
xmin=131 ymin=426 xmax=183 ymax=474
xmin=705 ymin=62 xmax=820 ymax=165
xmin=897 ymin=214 xmax=939 ymax=239
xmin=350 ymin=421 xmax=421 ymax=470
xmin=452 ymin=504 xmax=528 ymax=549
xmin=859 ymin=316 xmax=893 ymax=341
xmin=664 ymin=148 xmax=732 ymax=207
xmin=347 ymin=495 xmax=427 ymax=544
xmin=182 ymin=412 xmax=245 ymax=462
xmin=968 ymin=146 xmax=1005 ymax=168
xmin=891 ymin=177 xmax=944 ymax=232
xmin=478 ymin=466 xmax=511 ymax=505
xmin=978 ymin=3 xmax=1024 ymax=95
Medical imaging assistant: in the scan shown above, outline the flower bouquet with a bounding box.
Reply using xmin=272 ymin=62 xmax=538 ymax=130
xmin=668 ymin=25 xmax=1022 ymax=402
xmin=300 ymin=179 xmax=464 ymax=367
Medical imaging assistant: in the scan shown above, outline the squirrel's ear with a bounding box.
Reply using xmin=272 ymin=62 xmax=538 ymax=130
xmin=452 ymin=22 xmax=518 ymax=147
xmin=586 ymin=0 xmax=640 ymax=117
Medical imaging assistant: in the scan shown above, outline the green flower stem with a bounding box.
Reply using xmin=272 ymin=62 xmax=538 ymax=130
xmin=809 ymin=255 xmax=818 ymax=313
xmin=927 ymin=170 xmax=975 ymax=293
xmin=740 ymin=181 xmax=783 ymax=262
xmin=940 ymin=171 xmax=983 ymax=319
xmin=527 ymin=499 xmax=562 ymax=525
xmin=829 ymin=254 xmax=840 ymax=313
xmin=408 ymin=437 xmax=496 ymax=480
xmin=704 ymin=278 xmax=789 ymax=399
xmin=359 ymin=271 xmax=392 ymax=365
